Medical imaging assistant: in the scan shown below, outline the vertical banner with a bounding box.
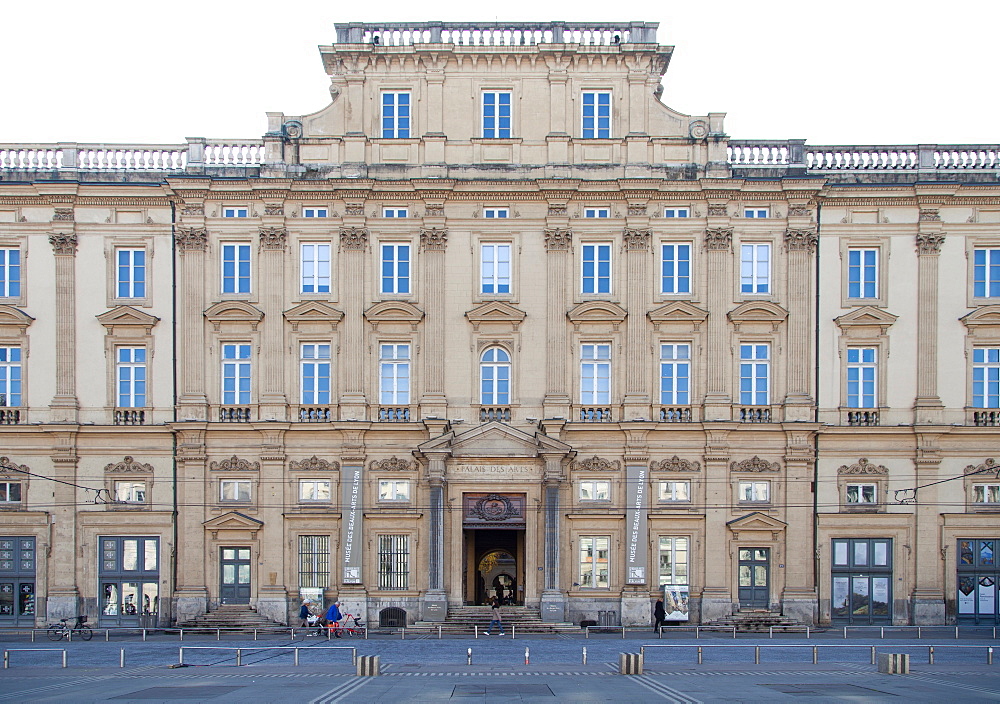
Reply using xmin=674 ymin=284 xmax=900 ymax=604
xmin=625 ymin=464 xmax=648 ymax=585
xmin=341 ymin=465 xmax=363 ymax=584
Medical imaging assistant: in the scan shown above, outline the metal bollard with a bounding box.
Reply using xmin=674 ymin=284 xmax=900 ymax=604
xmin=106 ymin=630 xmax=110 ymax=642
xmin=754 ymin=646 xmax=760 ymax=664
xmin=843 ymin=626 xmax=848 ymax=639
xmin=31 ymin=630 xmax=35 ymax=643
xmin=254 ymin=629 xmax=258 ymax=641
xmin=929 ymin=646 xmax=934 ymax=665
xmin=438 ymin=625 xmax=442 ymax=640
xmin=512 ymin=624 xmax=515 ymax=640
xmin=179 ymin=648 xmax=184 ymax=666
xmin=697 ymin=646 xmax=702 ymax=665
xmin=733 ymin=627 xmax=737 ymax=639
xmin=917 ymin=627 xmax=921 ymax=640
xmin=622 ymin=626 xmax=625 ymax=640
xmin=881 ymin=627 xmax=884 ymax=639
xmin=956 ymin=626 xmax=960 ymax=640
xmin=142 ymin=629 xmax=146 ymax=642
xmin=475 ymin=625 xmax=478 ymax=639
xmin=294 ymin=648 xmax=299 ymax=667
xmin=401 ymin=628 xmax=405 ymax=640
xmin=3 ymin=651 xmax=8 ymax=669
xmin=525 ymin=647 xmax=529 ymax=665
xmin=217 ymin=628 xmax=221 ymax=641
xmin=467 ymin=647 xmax=472 ymax=665
xmin=812 ymin=646 xmax=818 ymax=664
xmin=871 ymin=646 xmax=876 ymax=665
xmin=62 ymin=650 xmax=67 ymax=668
xmin=696 ymin=626 xmax=700 ymax=639
xmin=769 ymin=626 xmax=773 ymax=639
xmin=120 ymin=648 xmax=125 ymax=668
xmin=180 ymin=629 xmax=184 ymax=642
xmin=582 ymin=647 xmax=587 ymax=665
xmin=236 ymin=648 xmax=242 ymax=667
xmin=989 ymin=647 xmax=994 ymax=665
xmin=585 ymin=627 xmax=589 ymax=640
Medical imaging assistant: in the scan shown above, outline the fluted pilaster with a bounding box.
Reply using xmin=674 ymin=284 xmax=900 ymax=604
xmin=543 ymin=229 xmax=572 ymax=416
xmin=48 ymin=234 xmax=78 ymax=419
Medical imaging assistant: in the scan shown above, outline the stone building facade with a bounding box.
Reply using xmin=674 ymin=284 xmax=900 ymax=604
xmin=0 ymin=21 xmax=998 ymax=629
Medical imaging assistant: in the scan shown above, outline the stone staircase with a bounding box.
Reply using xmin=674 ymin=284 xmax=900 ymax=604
xmin=176 ymin=604 xmax=282 ymax=632
xmin=703 ymin=609 xmax=808 ymax=633
xmin=409 ymin=605 xmax=578 ymax=634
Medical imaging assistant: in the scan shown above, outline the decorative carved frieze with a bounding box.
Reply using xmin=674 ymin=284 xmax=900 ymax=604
xmin=471 ymin=493 xmax=518 ymax=521
xmin=916 ymin=234 xmax=945 ymax=254
xmin=180 ymin=204 xmax=204 ymax=216
xmin=571 ymin=455 xmax=621 ymax=472
xmin=650 ymin=456 xmax=701 ymax=472
xmin=0 ymin=456 xmax=28 ymax=476
xmin=420 ymin=227 xmax=448 ymax=251
xmin=707 ymin=205 xmax=728 ymax=217
xmin=788 ymin=205 xmax=812 ymax=217
xmin=730 ymin=456 xmax=780 ymax=473
xmin=547 ymin=204 xmax=568 ymax=216
xmin=838 ymin=458 xmax=889 ymax=475
xmin=52 ymin=208 xmax=74 ymax=222
xmin=784 ymin=228 xmax=818 ymax=253
xmin=622 ymin=228 xmax=651 ymax=251
xmin=264 ymin=205 xmax=284 ymax=216
xmin=340 ymin=227 xmax=369 ymax=250
xmin=965 ymin=458 xmax=999 ymax=477
xmin=627 ymin=204 xmax=647 ymax=216
xmin=209 ymin=455 xmax=261 ymax=472
xmin=704 ymin=227 xmax=732 ymax=251
xmin=174 ymin=227 xmax=208 ymax=251
xmin=544 ymin=228 xmax=572 ymax=250
xmin=105 ymin=456 xmax=154 ymax=473
xmin=289 ymin=456 xmax=340 ymax=472
xmin=919 ymin=208 xmax=941 ymax=222
xmin=344 ymin=204 xmax=365 ymax=216
xmin=424 ymin=204 xmax=445 ymax=217
xmin=370 ymin=456 xmax=414 ymax=472
xmin=259 ymin=227 xmax=287 ymax=250
xmin=48 ymin=234 xmax=78 ymax=255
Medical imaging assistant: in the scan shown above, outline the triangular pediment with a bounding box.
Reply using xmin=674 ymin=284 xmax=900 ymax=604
xmin=566 ymin=301 xmax=627 ymax=329
xmin=465 ymin=301 xmax=527 ymax=331
xmin=418 ymin=420 xmax=572 ymax=459
xmin=283 ymin=301 xmax=344 ymax=331
xmin=364 ymin=301 xmax=424 ymax=331
xmin=96 ymin=306 xmax=158 ymax=334
xmin=647 ymin=301 xmax=708 ymax=331
xmin=727 ymin=511 xmax=787 ymax=533
xmin=961 ymin=304 xmax=1000 ymax=336
xmin=203 ymin=511 xmax=264 ymax=530
xmin=0 ymin=305 xmax=34 ymax=331
xmin=205 ymin=301 xmax=264 ymax=331
xmin=835 ymin=306 xmax=898 ymax=331
xmin=728 ymin=301 xmax=788 ymax=332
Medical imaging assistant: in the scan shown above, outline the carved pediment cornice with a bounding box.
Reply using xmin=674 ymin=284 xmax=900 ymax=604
xmin=370 ymin=456 xmax=414 ymax=472
xmin=205 ymin=301 xmax=264 ymax=332
xmin=730 ymin=456 xmax=780 ymax=473
xmin=97 ymin=306 xmax=160 ymax=335
xmin=209 ymin=455 xmax=261 ymax=472
xmin=728 ymin=301 xmax=788 ymax=332
xmin=647 ymin=301 xmax=708 ymax=332
xmin=105 ymin=456 xmax=154 ymax=473
xmin=364 ymin=301 xmax=424 ymax=331
xmin=838 ymin=458 xmax=888 ymax=475
xmin=571 ymin=455 xmax=621 ymax=473
xmin=289 ymin=456 xmax=340 ymax=472
xmin=566 ymin=301 xmax=627 ymax=331
xmin=650 ymin=456 xmax=701 ymax=473
xmin=283 ymin=301 xmax=344 ymax=332
xmin=0 ymin=305 xmax=34 ymax=333
xmin=465 ymin=301 xmax=527 ymax=332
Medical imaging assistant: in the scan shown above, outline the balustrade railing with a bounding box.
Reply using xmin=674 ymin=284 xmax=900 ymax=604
xmin=0 ymin=139 xmax=262 ymax=173
xmin=973 ymin=410 xmax=1000 ymax=427
xmin=378 ymin=406 xmax=412 ymax=422
xmin=298 ymin=406 xmax=332 ymax=422
xmin=577 ymin=406 xmax=613 ymax=422
xmin=0 ymin=408 xmax=20 ymax=425
xmin=846 ymin=410 xmax=880 ymax=427
xmin=729 ymin=141 xmax=1000 ymax=173
xmin=114 ymin=409 xmax=145 ymax=426
xmin=335 ymin=22 xmax=657 ymax=46
xmin=739 ymin=406 xmax=772 ymax=423
xmin=479 ymin=406 xmax=511 ymax=422
xmin=219 ymin=406 xmax=252 ymax=422
xmin=659 ymin=406 xmax=693 ymax=423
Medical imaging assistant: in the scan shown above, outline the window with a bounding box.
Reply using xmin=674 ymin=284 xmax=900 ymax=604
xmin=581 ymin=92 xmax=611 ymax=139
xmin=298 ymin=479 xmax=331 ymax=502
xmin=381 ymin=92 xmax=410 ymax=138
xmin=220 ymin=479 xmax=251 ymax=502
xmin=482 ymin=91 xmax=511 ymax=138
xmin=660 ymin=344 xmax=690 ymax=405
xmin=377 ymin=534 xmax=409 ymax=590
xmin=221 ymin=344 xmax=251 ymax=405
xmin=848 ymin=249 xmax=879 ymax=299
xmin=221 ymin=243 xmax=251 ymax=294
xmin=739 ymin=344 xmax=770 ymax=406
xmin=300 ymin=244 xmax=331 ymax=294
xmin=379 ymin=344 xmax=410 ymax=405
xmin=974 ymin=484 xmax=1000 ymax=504
xmin=831 ymin=538 xmax=892 ymax=625
xmin=846 ymin=483 xmax=877 ymax=505
xmin=115 ymin=248 xmax=145 ymax=298
xmin=740 ymin=243 xmax=770 ymax=294
xmin=658 ymin=481 xmax=690 ymax=502
xmin=480 ymin=347 xmax=510 ymax=405
xmin=0 ymin=248 xmax=20 ymax=298
xmin=0 ymin=481 xmax=21 ymax=504
xmin=584 ymin=208 xmax=610 ymax=218
xmin=380 ymin=244 xmax=410 ymax=294
xmin=383 ymin=208 xmax=408 ymax=218
xmin=581 ymin=244 xmax=611 ymax=294
xmin=222 ymin=207 xmax=248 ymax=218
xmin=658 ymin=537 xmax=689 ymax=586
xmin=661 ymin=244 xmax=691 ymax=294
xmin=300 ymin=344 xmax=331 ymax=405
xmin=579 ymin=536 xmax=609 ymax=588
xmin=0 ymin=347 xmax=22 ymax=407
xmin=302 ymin=207 xmax=328 ymax=218
xmin=114 ymin=481 xmax=146 ymax=504
xmin=99 ymin=537 xmax=159 ymax=625
xmin=744 ymin=207 xmax=769 ymax=218
xmin=580 ymin=344 xmax=611 ymax=404
xmin=480 ymin=244 xmax=511 ymax=295
xmin=378 ymin=480 xmax=410 ymax=502
xmin=116 ymin=347 xmax=146 ymax=408
xmin=974 ymin=248 xmax=1000 ymax=298
xmin=298 ymin=535 xmax=330 ymax=589
xmin=973 ymin=348 xmax=1000 ymax=408
xmin=483 ymin=208 xmax=508 ymax=219
xmin=739 ymin=481 xmax=770 ymax=503
xmin=663 ymin=208 xmax=690 ymax=218
xmin=579 ymin=480 xmax=610 ymax=501
xmin=846 ymin=347 xmax=877 ymax=408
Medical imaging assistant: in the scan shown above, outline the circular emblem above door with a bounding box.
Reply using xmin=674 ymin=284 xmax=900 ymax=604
xmin=473 ymin=493 xmax=516 ymax=521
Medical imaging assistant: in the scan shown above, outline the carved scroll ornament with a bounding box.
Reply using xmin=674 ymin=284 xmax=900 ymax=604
xmin=210 ymin=455 xmax=261 ymax=472
xmin=289 ymin=456 xmax=340 ymax=472
xmin=572 ymin=455 xmax=621 ymax=472
xmin=105 ymin=456 xmax=154 ymax=473
xmin=838 ymin=458 xmax=888 ymax=475
xmin=370 ymin=456 xmax=414 ymax=472
xmin=650 ymin=456 xmax=701 ymax=473
xmin=730 ymin=456 xmax=780 ymax=473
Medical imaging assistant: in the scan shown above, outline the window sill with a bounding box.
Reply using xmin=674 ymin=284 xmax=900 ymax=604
xmin=969 ymin=504 xmax=1000 ymax=512
xmin=471 ymin=138 xmax=523 ymax=144
xmin=842 ymin=505 xmax=881 ymax=513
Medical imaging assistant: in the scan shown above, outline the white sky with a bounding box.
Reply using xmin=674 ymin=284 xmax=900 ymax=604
xmin=3 ymin=0 xmax=996 ymax=146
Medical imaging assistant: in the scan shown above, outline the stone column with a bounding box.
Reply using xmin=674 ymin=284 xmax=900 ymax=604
xmin=914 ymin=232 xmax=946 ymax=423
xmin=780 ymin=426 xmax=819 ymax=624
xmin=175 ymin=228 xmax=209 ymax=418
xmin=543 ymin=229 xmax=572 ymax=419
xmin=339 ymin=227 xmax=368 ymax=419
xmin=912 ymin=433 xmax=945 ymax=623
xmin=255 ymin=425 xmax=289 ymax=623
xmin=622 ymin=228 xmax=651 ymax=419
xmin=700 ymin=428 xmax=733 ymax=621
xmin=45 ymin=436 xmax=79 ymax=620
xmin=420 ymin=228 xmax=448 ymax=416
xmin=783 ymin=229 xmax=818 ymax=421
xmin=422 ymin=451 xmax=449 ymax=621
xmin=703 ymin=227 xmax=734 ymax=420
xmin=48 ymin=233 xmax=78 ymax=421
xmin=172 ymin=425 xmax=209 ymax=623
xmin=540 ymin=452 xmax=567 ymax=621
xmin=257 ymin=227 xmax=287 ymax=419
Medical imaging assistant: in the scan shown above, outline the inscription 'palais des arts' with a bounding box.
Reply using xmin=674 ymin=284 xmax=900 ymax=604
xmin=450 ymin=464 xmax=540 ymax=479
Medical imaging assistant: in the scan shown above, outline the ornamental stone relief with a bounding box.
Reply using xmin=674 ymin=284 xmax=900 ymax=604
xmin=650 ymin=456 xmax=701 ymax=472
xmin=209 ymin=455 xmax=261 ymax=472
xmin=174 ymin=227 xmax=208 ymax=251
xmin=180 ymin=204 xmax=204 ymax=216
xmin=916 ymin=234 xmax=945 ymax=254
xmin=344 ymin=204 xmax=365 ymax=216
xmin=784 ymin=228 xmax=818 ymax=253
xmin=730 ymin=456 xmax=780 ymax=473
xmin=547 ymin=204 xmax=568 ymax=216
xmin=571 ymin=455 xmax=621 ymax=472
xmin=919 ymin=208 xmax=941 ymax=222
xmin=544 ymin=228 xmax=572 ymax=250
xmin=419 ymin=228 xmax=448 ymax=251
xmin=258 ymin=227 xmax=287 ymax=250
xmin=788 ymin=205 xmax=812 ymax=217
xmin=424 ymin=205 xmax=445 ymax=217
xmin=707 ymin=205 xmax=728 ymax=217
xmin=627 ymin=204 xmax=647 ymax=216
xmin=105 ymin=456 xmax=154 ymax=473
xmin=370 ymin=456 xmax=414 ymax=472
xmin=0 ymin=456 xmax=28 ymax=476
xmin=340 ymin=227 xmax=369 ymax=250
xmin=289 ymin=456 xmax=340 ymax=472
xmin=471 ymin=493 xmax=518 ymax=522
xmin=263 ymin=205 xmax=284 ymax=216
xmin=622 ymin=228 xmax=651 ymax=250
xmin=52 ymin=208 xmax=74 ymax=222
xmin=965 ymin=458 xmax=1000 ymax=477
xmin=704 ymin=227 xmax=732 ymax=251
xmin=48 ymin=234 xmax=78 ymax=255
xmin=837 ymin=458 xmax=888 ymax=475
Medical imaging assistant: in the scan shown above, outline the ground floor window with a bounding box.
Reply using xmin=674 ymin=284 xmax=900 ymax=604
xmin=579 ymin=536 xmax=610 ymax=589
xmin=0 ymin=536 xmax=34 ymax=625
xmin=99 ymin=536 xmax=159 ymax=626
xmin=831 ymin=538 xmax=892 ymax=624
xmin=298 ymin=535 xmax=330 ymax=590
xmin=377 ymin=534 xmax=409 ymax=591
xmin=958 ymin=538 xmax=999 ymax=624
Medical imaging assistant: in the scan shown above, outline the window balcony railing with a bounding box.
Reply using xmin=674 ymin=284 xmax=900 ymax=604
xmin=739 ymin=406 xmax=772 ymax=423
xmin=297 ymin=406 xmax=332 ymax=422
xmin=846 ymin=409 xmax=880 ymax=427
xmin=378 ymin=406 xmax=413 ymax=422
xmin=577 ymin=406 xmax=613 ymax=422
xmin=114 ymin=409 xmax=145 ymax=425
xmin=0 ymin=408 xmax=21 ymax=425
xmin=659 ymin=406 xmax=693 ymax=423
xmin=219 ymin=406 xmax=252 ymax=422
xmin=972 ymin=410 xmax=1000 ymax=427
xmin=479 ymin=406 xmax=511 ymax=422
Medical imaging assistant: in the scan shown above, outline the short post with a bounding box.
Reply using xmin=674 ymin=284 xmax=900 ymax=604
xmin=697 ymin=646 xmax=703 ymax=665
xmin=106 ymin=630 xmax=110 ymax=642
xmin=294 ymin=648 xmax=299 ymax=667
xmin=733 ymin=626 xmax=737 ymax=639
xmin=236 ymin=649 xmax=242 ymax=667
xmin=871 ymin=646 xmax=876 ymax=665
xmin=467 ymin=647 xmax=472 ymax=665
xmin=512 ymin=624 xmax=515 ymax=639
xmin=754 ymin=645 xmax=760 ymax=664
xmin=989 ymin=647 xmax=994 ymax=665
xmin=31 ymin=630 xmax=35 ymax=643
xmin=843 ymin=626 xmax=847 ymax=639
xmin=438 ymin=625 xmax=441 ymax=639
xmin=62 ymin=650 xmax=67 ymax=668
xmin=120 ymin=648 xmax=125 ymax=668
xmin=524 ymin=647 xmax=529 ymax=665
xmin=142 ymin=629 xmax=146 ymax=642
xmin=769 ymin=626 xmax=773 ymax=639
xmin=956 ymin=626 xmax=959 ymax=640
xmin=582 ymin=647 xmax=587 ymax=664
xmin=695 ymin=626 xmax=700 ymax=640
xmin=364 ymin=627 xmax=368 ymax=640
xmin=657 ymin=626 xmax=662 ymax=639
xmin=880 ymin=627 xmax=884 ymax=639
xmin=812 ymin=646 xmax=818 ymax=664
xmin=928 ymin=646 xmax=934 ymax=664
xmin=3 ymin=651 xmax=8 ymax=669
xmin=217 ymin=628 xmax=221 ymax=641
xmin=179 ymin=648 xmax=184 ymax=666
xmin=622 ymin=626 xmax=625 ymax=640
xmin=917 ymin=627 xmax=921 ymax=639
xmin=400 ymin=628 xmax=405 ymax=640
xmin=254 ymin=629 xmax=258 ymax=641
xmin=585 ymin=627 xmax=589 ymax=640
xmin=180 ymin=629 xmax=184 ymax=642
xmin=475 ymin=625 xmax=479 ymax=639
xmin=806 ymin=626 xmax=810 ymax=639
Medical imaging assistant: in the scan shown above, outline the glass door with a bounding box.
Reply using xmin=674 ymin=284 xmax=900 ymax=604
xmin=220 ymin=547 xmax=251 ymax=604
xmin=738 ymin=548 xmax=770 ymax=609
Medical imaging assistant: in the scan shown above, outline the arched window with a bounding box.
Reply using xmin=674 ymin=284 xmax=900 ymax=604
xmin=480 ymin=347 xmax=511 ymax=405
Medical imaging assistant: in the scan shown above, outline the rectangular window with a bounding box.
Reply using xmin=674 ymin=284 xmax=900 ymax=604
xmin=579 ymin=480 xmax=610 ymax=501
xmin=483 ymin=208 xmax=508 ymax=219
xmin=584 ymin=208 xmax=610 ymax=218
xmin=221 ymin=243 xmax=251 ymax=294
xmin=973 ymin=484 xmax=1000 ymax=504
xmin=379 ymin=344 xmax=410 ymax=405
xmin=0 ymin=347 xmax=22 ymax=407
xmin=846 ymin=347 xmax=877 ymax=408
xmin=739 ymin=344 xmax=770 ymax=406
xmin=114 ymin=481 xmax=146 ymax=504
xmin=581 ymin=244 xmax=611 ymax=294
xmin=744 ymin=207 xmax=769 ymax=218
xmin=846 ymin=483 xmax=877 ymax=505
xmin=481 ymin=244 xmax=511 ymax=295
xmin=222 ymin=207 xmax=248 ymax=218
xmin=298 ymin=535 xmax=330 ymax=589
xmin=302 ymin=207 xmax=328 ymax=218
xmin=378 ymin=480 xmax=411 ymax=502
xmin=116 ymin=347 xmax=147 ymax=408
xmin=660 ymin=343 xmax=690 ymax=405
xmin=381 ymin=92 xmax=410 ymax=139
xmin=0 ymin=248 xmax=20 ymax=298
xmin=298 ymin=479 xmax=331 ymax=502
xmin=973 ymin=348 xmax=1000 ymax=408
xmin=740 ymin=243 xmax=770 ymax=294
xmin=581 ymin=92 xmax=611 ymax=139
xmin=580 ymin=344 xmax=611 ymax=404
xmin=658 ymin=481 xmax=691 ymax=502
xmin=221 ymin=344 xmax=251 ymax=405
xmin=974 ymin=248 xmax=1000 ymax=298
xmin=658 ymin=536 xmax=689 ymax=586
xmin=661 ymin=244 xmax=691 ymax=294
xmin=482 ymin=91 xmax=511 ymax=138
xmin=220 ymin=479 xmax=251 ymax=502
xmin=579 ymin=536 xmax=610 ymax=588
xmin=300 ymin=344 xmax=331 ymax=405
xmin=848 ymin=248 xmax=879 ymax=299
xmin=380 ymin=244 xmax=410 ymax=294
xmin=116 ymin=248 xmax=146 ymax=298
xmin=663 ymin=208 xmax=690 ymax=218
xmin=300 ymin=244 xmax=331 ymax=294
xmin=739 ymin=481 xmax=770 ymax=502
xmin=383 ymin=208 xmax=408 ymax=218
xmin=377 ymin=534 xmax=409 ymax=590
xmin=0 ymin=481 xmax=21 ymax=503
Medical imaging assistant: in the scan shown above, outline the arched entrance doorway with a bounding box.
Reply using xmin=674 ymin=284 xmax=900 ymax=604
xmin=465 ymin=529 xmax=524 ymax=605
xmin=478 ymin=549 xmax=517 ymax=605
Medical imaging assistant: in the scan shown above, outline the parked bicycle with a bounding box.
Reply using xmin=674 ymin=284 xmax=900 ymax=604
xmin=331 ymin=613 xmax=365 ymax=638
xmin=46 ymin=615 xmax=93 ymax=641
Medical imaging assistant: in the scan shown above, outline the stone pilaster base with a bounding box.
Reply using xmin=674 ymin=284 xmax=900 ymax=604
xmin=620 ymin=592 xmax=652 ymax=626
xmin=256 ymin=588 xmax=288 ymax=624
xmin=699 ymin=589 xmax=734 ymax=622
xmin=781 ymin=593 xmax=818 ymax=625
xmin=336 ymin=589 xmax=368 ymax=627
xmin=912 ymin=595 xmax=945 ymax=625
xmin=539 ymin=590 xmax=567 ymax=622
xmin=173 ymin=590 xmax=209 ymax=625
xmin=46 ymin=594 xmax=79 ymax=622
xmin=421 ymin=590 xmax=448 ymax=622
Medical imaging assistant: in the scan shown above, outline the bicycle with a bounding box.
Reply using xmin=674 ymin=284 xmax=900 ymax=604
xmin=46 ymin=615 xmax=93 ymax=641
xmin=340 ymin=614 xmax=365 ymax=637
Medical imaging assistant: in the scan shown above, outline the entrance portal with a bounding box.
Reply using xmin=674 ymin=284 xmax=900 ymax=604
xmin=465 ymin=530 xmax=523 ymax=605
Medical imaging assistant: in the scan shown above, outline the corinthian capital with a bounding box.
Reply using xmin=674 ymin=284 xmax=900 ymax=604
xmin=258 ymin=226 xmax=287 ymax=251
xmin=622 ymin=228 xmax=651 ymax=251
xmin=420 ymin=227 xmax=448 ymax=251
xmin=174 ymin=227 xmax=208 ymax=251
xmin=916 ymin=234 xmax=945 ymax=254
xmin=704 ymin=227 xmax=732 ymax=251
xmin=784 ymin=228 xmax=818 ymax=253
xmin=544 ymin=228 xmax=572 ymax=251
xmin=340 ymin=227 xmax=369 ymax=250
xmin=48 ymin=233 xmax=78 ymax=255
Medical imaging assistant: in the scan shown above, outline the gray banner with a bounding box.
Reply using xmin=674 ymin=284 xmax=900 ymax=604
xmin=625 ymin=464 xmax=648 ymax=585
xmin=341 ymin=465 xmax=363 ymax=584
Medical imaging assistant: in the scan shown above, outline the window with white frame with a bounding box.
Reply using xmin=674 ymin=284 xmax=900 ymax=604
xmin=973 ymin=248 xmax=1000 ymax=298
xmin=846 ymin=347 xmax=877 ymax=408
xmin=579 ymin=480 xmax=610 ymax=502
xmin=378 ymin=480 xmax=410 ymax=502
xmin=115 ymin=248 xmax=146 ymax=298
xmin=580 ymin=344 xmax=611 ymax=404
xmin=298 ymin=479 xmax=331 ymax=502
xmin=379 ymin=344 xmax=410 ymax=405
xmin=116 ymin=347 xmax=146 ymax=408
xmin=221 ymin=344 xmax=251 ymax=405
xmin=740 ymin=243 xmax=770 ymax=294
xmin=383 ymin=207 xmax=408 ymax=218
xmin=661 ymin=243 xmax=691 ymax=294
xmin=581 ymin=244 xmax=611 ymax=294
xmin=848 ymin=248 xmax=879 ymax=299
xmin=579 ymin=536 xmax=610 ymax=588
xmin=300 ymin=243 xmax=331 ymax=294
xmin=973 ymin=348 xmax=1000 ymax=409
xmin=744 ymin=207 xmax=769 ymax=218
xmin=380 ymin=244 xmax=410 ymax=294
xmin=300 ymin=344 xmax=331 ymax=405
xmin=581 ymin=92 xmax=611 ymax=139
xmin=221 ymin=243 xmax=251 ymax=294
xmin=660 ymin=344 xmax=690 ymax=405
xmin=483 ymin=208 xmax=508 ymax=219
xmin=0 ymin=481 xmax=22 ymax=504
xmin=377 ymin=534 xmax=409 ymax=590
xmin=381 ymin=92 xmax=410 ymax=138
xmin=663 ymin=208 xmax=690 ymax=218
xmin=480 ymin=347 xmax=510 ymax=405
xmin=0 ymin=248 xmax=21 ymax=298
xmin=480 ymin=244 xmax=511 ymax=295
xmin=658 ymin=536 xmax=689 ymax=587
xmin=482 ymin=91 xmax=511 ymax=138
xmin=739 ymin=344 xmax=770 ymax=406
xmin=739 ymin=480 xmax=770 ymax=503
xmin=846 ymin=483 xmax=877 ymax=505
xmin=0 ymin=346 xmax=22 ymax=407
xmin=222 ymin=207 xmax=248 ymax=218
xmin=584 ymin=207 xmax=610 ymax=218
xmin=658 ymin=481 xmax=690 ymax=502
xmin=298 ymin=535 xmax=330 ymax=589
xmin=115 ymin=480 xmax=146 ymax=504
xmin=220 ymin=479 xmax=251 ymax=502
xmin=973 ymin=484 xmax=1000 ymax=504
xmin=302 ymin=207 xmax=328 ymax=218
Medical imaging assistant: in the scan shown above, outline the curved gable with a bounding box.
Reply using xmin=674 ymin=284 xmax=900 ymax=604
xmin=284 ymin=301 xmax=345 ymax=332
xmin=728 ymin=301 xmax=788 ymax=332
xmin=205 ymin=301 xmax=264 ymax=332
xmin=961 ymin=304 xmax=1000 ymax=341
xmin=566 ymin=301 xmax=627 ymax=331
xmin=365 ymin=301 xmax=425 ymax=331
xmin=465 ymin=301 xmax=527 ymax=332
xmin=0 ymin=305 xmax=34 ymax=335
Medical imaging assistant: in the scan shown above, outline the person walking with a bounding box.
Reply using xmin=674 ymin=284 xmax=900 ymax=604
xmin=299 ymin=600 xmax=312 ymax=627
xmin=325 ymin=601 xmax=344 ymax=637
xmin=653 ymin=598 xmax=666 ymax=633
xmin=485 ymin=596 xmax=504 ymax=636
